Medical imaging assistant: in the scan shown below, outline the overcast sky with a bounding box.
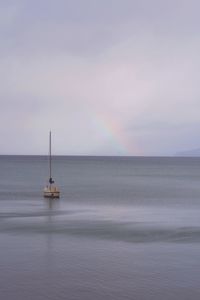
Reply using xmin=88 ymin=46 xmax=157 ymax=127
xmin=0 ymin=0 xmax=200 ymax=155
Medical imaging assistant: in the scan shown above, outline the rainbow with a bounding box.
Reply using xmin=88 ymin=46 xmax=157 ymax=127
xmin=93 ymin=112 xmax=141 ymax=156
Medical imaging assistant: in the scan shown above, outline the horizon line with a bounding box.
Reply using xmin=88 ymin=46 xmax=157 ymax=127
xmin=0 ymin=154 xmax=198 ymax=158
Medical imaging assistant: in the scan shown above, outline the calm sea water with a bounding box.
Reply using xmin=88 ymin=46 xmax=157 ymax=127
xmin=1 ymin=155 xmax=200 ymax=299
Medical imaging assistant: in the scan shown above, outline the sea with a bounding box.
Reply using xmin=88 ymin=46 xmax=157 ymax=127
xmin=0 ymin=155 xmax=200 ymax=300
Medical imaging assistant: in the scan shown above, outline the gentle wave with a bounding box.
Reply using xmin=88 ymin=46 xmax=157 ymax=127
xmin=1 ymin=213 xmax=200 ymax=243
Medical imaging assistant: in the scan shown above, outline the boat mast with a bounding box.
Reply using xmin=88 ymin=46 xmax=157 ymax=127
xmin=44 ymin=131 xmax=60 ymax=198
xmin=49 ymin=131 xmax=51 ymax=184
xmin=49 ymin=131 xmax=54 ymax=186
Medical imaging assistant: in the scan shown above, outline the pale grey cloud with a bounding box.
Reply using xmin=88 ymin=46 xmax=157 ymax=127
xmin=0 ymin=0 xmax=200 ymax=155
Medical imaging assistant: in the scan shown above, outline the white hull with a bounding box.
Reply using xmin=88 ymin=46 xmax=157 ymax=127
xmin=43 ymin=187 xmax=60 ymax=198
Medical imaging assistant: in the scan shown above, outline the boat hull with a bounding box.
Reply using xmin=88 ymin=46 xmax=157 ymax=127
xmin=43 ymin=187 xmax=60 ymax=198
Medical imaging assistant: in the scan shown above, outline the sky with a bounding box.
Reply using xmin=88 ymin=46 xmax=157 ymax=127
xmin=0 ymin=0 xmax=200 ymax=156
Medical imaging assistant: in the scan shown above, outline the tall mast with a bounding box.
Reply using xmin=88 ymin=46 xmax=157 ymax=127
xmin=49 ymin=131 xmax=52 ymax=185
xmin=44 ymin=130 xmax=59 ymax=198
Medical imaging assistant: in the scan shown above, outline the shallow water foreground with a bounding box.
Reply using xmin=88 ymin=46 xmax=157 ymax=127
xmin=1 ymin=155 xmax=200 ymax=299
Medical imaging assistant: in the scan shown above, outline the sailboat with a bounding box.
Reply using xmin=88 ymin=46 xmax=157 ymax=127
xmin=43 ymin=131 xmax=60 ymax=198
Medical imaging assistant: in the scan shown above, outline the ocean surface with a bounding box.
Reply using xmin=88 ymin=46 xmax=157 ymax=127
xmin=1 ymin=155 xmax=200 ymax=299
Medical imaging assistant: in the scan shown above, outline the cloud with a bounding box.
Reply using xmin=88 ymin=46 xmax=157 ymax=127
xmin=0 ymin=0 xmax=200 ymax=155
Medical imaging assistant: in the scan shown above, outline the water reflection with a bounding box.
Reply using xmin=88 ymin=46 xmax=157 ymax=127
xmin=44 ymin=198 xmax=60 ymax=274
xmin=46 ymin=197 xmax=59 ymax=211
xmin=43 ymin=198 xmax=60 ymax=235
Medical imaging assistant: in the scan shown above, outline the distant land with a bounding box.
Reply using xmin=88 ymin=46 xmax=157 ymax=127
xmin=175 ymin=148 xmax=200 ymax=157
